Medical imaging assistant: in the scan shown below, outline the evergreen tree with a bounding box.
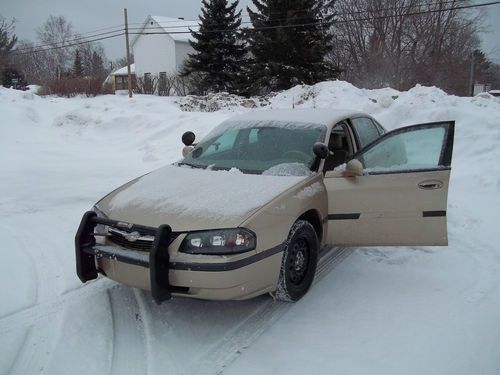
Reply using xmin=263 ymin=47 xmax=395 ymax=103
xmin=2 ymin=65 xmax=27 ymax=89
xmin=0 ymin=16 xmax=17 ymax=78
xmin=90 ymin=51 xmax=105 ymax=78
xmin=183 ymin=0 xmax=247 ymax=94
xmin=247 ymin=0 xmax=340 ymax=93
xmin=72 ymin=49 xmax=83 ymax=77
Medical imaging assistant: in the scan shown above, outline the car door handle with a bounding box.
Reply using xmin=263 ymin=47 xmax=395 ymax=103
xmin=418 ymin=180 xmax=443 ymax=190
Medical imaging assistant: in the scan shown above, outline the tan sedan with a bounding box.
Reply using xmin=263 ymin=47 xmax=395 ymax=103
xmin=75 ymin=109 xmax=454 ymax=303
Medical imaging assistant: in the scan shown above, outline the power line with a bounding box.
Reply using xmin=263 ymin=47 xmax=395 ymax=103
xmin=10 ymin=0 xmax=499 ymax=56
xmin=12 ymin=28 xmax=125 ymax=53
xmin=336 ymin=0 xmax=499 ymax=23
xmin=243 ymin=0 xmax=472 ymax=17
xmin=129 ymin=0 xmax=472 ymax=31
xmin=129 ymin=1 xmax=500 ymax=37
xmin=76 ymin=23 xmax=125 ymax=35
xmin=11 ymin=33 xmax=124 ymax=56
xmin=126 ymin=0 xmax=471 ymax=27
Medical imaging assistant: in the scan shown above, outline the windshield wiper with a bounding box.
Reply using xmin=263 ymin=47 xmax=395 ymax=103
xmin=176 ymin=162 xmax=205 ymax=169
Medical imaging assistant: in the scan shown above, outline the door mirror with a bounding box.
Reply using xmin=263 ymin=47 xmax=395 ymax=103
xmin=344 ymin=159 xmax=364 ymax=177
xmin=182 ymin=131 xmax=195 ymax=146
xmin=313 ymin=142 xmax=329 ymax=159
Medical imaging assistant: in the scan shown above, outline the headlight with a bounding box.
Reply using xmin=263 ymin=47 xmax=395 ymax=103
xmin=180 ymin=228 xmax=256 ymax=255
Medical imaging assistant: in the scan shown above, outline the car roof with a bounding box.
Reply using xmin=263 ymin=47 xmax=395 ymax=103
xmin=226 ymin=108 xmax=370 ymax=127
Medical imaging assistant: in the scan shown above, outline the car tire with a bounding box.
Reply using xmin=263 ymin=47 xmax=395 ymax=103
xmin=276 ymin=220 xmax=319 ymax=302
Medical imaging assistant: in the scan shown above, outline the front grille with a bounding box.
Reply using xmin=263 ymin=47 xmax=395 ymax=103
xmin=106 ymin=227 xmax=179 ymax=252
xmin=108 ymin=231 xmax=153 ymax=251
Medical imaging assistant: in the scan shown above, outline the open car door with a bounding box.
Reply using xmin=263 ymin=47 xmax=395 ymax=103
xmin=324 ymin=121 xmax=454 ymax=246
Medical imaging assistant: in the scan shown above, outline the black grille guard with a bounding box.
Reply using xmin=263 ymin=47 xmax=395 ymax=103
xmin=75 ymin=211 xmax=172 ymax=304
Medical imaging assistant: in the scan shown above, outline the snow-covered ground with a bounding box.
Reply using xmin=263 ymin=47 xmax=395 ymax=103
xmin=0 ymin=81 xmax=499 ymax=375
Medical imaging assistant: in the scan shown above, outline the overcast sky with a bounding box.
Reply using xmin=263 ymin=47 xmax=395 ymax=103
xmin=1 ymin=0 xmax=499 ymax=63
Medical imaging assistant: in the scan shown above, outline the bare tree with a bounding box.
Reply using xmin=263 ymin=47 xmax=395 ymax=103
xmin=13 ymin=15 xmax=109 ymax=86
xmin=12 ymin=40 xmax=50 ymax=84
xmin=328 ymin=0 xmax=484 ymax=94
xmin=36 ymin=15 xmax=76 ymax=81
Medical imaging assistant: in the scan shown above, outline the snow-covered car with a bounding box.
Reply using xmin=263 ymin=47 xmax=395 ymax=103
xmin=75 ymin=109 xmax=455 ymax=303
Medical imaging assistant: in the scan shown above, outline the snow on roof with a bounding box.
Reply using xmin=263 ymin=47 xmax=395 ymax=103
xmin=112 ymin=63 xmax=135 ymax=76
xmin=227 ymin=108 xmax=367 ymax=127
xmin=131 ymin=16 xmax=198 ymax=44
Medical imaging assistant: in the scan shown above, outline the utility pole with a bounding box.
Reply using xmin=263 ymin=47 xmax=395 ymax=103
xmin=468 ymin=51 xmax=475 ymax=97
xmin=124 ymin=8 xmax=133 ymax=98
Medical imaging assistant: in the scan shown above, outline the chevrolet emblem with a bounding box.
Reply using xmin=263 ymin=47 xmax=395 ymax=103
xmin=124 ymin=231 xmax=141 ymax=242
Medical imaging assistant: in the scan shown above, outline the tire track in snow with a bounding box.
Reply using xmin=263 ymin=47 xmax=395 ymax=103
xmin=6 ymin=321 xmax=64 ymax=375
xmin=0 ymin=247 xmax=351 ymax=375
xmin=181 ymin=247 xmax=353 ymax=375
xmin=4 ymin=330 xmax=30 ymax=375
xmin=133 ymin=289 xmax=154 ymax=375
xmin=4 ymin=280 xmax=109 ymax=375
xmin=0 ymin=278 xmax=115 ymax=334
xmin=3 ymin=223 xmax=65 ymax=375
xmin=0 ymin=224 xmax=39 ymax=375
xmin=108 ymin=287 xmax=148 ymax=375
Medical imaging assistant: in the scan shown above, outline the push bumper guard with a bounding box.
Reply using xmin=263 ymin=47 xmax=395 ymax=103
xmin=75 ymin=211 xmax=172 ymax=304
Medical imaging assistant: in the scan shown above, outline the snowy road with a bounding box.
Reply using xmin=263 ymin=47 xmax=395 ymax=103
xmin=1 ymin=83 xmax=499 ymax=374
xmin=0 ymin=235 xmax=350 ymax=375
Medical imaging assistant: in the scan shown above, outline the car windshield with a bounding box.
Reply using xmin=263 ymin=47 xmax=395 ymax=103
xmin=179 ymin=120 xmax=326 ymax=175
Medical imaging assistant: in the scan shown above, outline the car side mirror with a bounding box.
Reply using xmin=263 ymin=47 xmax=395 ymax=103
xmin=313 ymin=142 xmax=329 ymax=159
xmin=182 ymin=131 xmax=195 ymax=146
xmin=343 ymin=159 xmax=364 ymax=177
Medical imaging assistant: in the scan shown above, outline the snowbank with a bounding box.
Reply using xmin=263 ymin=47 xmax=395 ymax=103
xmin=1 ymin=81 xmax=499 ymax=375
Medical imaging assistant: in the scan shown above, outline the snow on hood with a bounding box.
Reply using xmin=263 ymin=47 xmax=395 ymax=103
xmin=107 ymin=164 xmax=306 ymax=226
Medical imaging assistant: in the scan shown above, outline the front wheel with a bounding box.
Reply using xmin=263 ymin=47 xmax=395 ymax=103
xmin=276 ymin=220 xmax=319 ymax=302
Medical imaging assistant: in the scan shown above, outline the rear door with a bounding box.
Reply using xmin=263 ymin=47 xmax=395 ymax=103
xmin=324 ymin=121 xmax=454 ymax=246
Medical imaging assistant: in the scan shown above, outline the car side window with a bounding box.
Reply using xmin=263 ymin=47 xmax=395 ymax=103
xmin=351 ymin=117 xmax=381 ymax=148
xmin=359 ymin=126 xmax=446 ymax=173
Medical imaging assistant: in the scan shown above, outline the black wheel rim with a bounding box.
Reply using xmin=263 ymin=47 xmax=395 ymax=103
xmin=287 ymin=237 xmax=310 ymax=286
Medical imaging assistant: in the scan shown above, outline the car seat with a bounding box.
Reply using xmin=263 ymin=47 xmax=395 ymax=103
xmin=324 ymin=133 xmax=348 ymax=171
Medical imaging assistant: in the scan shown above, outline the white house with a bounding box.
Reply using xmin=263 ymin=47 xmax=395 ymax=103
xmin=131 ymin=16 xmax=197 ymax=81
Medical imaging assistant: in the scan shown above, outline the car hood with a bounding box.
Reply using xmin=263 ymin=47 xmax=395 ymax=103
xmin=97 ymin=164 xmax=308 ymax=232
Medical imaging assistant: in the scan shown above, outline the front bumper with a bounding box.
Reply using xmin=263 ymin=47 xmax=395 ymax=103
xmin=75 ymin=211 xmax=172 ymax=303
xmin=75 ymin=211 xmax=284 ymax=303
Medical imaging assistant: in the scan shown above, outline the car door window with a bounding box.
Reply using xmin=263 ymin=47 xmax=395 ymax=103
xmin=359 ymin=125 xmax=447 ymax=173
xmin=351 ymin=117 xmax=381 ymax=148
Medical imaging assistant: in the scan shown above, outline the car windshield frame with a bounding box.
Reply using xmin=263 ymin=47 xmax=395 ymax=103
xmin=178 ymin=120 xmax=327 ymax=175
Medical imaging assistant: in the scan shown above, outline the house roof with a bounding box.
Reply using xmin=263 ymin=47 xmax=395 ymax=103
xmin=131 ymin=16 xmax=199 ymax=46
xmin=112 ymin=63 xmax=135 ymax=76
